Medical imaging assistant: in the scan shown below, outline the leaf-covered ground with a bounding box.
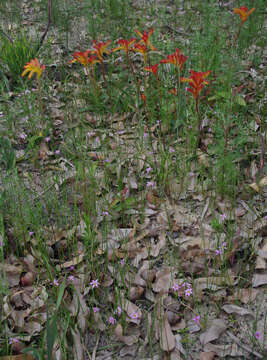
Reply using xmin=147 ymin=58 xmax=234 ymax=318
xmin=0 ymin=0 xmax=266 ymax=359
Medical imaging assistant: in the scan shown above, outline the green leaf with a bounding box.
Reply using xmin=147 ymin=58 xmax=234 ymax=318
xmin=56 ymin=278 xmax=66 ymax=310
xmin=234 ymin=94 xmax=246 ymax=106
xmin=47 ymin=315 xmax=57 ymax=360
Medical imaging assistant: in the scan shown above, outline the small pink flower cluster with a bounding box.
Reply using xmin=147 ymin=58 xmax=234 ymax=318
xmin=172 ymin=281 xmax=193 ymax=297
xmin=215 ymin=241 xmax=227 ymax=256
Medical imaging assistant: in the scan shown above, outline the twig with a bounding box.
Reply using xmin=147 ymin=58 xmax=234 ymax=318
xmin=226 ymin=330 xmax=263 ymax=359
xmin=91 ymin=333 xmax=100 ymax=360
xmin=36 ymin=0 xmax=52 ymax=53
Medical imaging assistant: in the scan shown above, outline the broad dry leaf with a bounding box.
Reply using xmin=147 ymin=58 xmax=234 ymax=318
xmin=227 ymin=288 xmax=258 ymax=304
xmin=204 ymin=343 xmax=244 ymax=357
xmin=60 ymin=254 xmax=84 ymax=269
xmin=120 ymin=344 xmax=137 ymax=357
xmin=122 ymin=298 xmax=142 ymax=324
xmin=199 ymin=319 xmax=227 ymax=346
xmin=170 ymin=349 xmax=182 ymax=360
xmin=197 ymin=149 xmax=209 ymax=167
xmin=0 ymin=263 xmax=22 ymax=287
xmin=38 ymin=140 xmax=49 ymax=160
xmin=252 ymin=273 xmax=267 ymax=287
xmin=150 ymin=232 xmax=166 ymax=257
xmin=152 ymin=267 xmax=171 ymax=293
xmin=93 ymin=312 xmax=106 ymax=331
xmin=129 ymin=286 xmax=145 ymax=301
xmin=71 ymin=328 xmax=84 ymax=360
xmin=195 ymin=273 xmax=235 ymax=293
xmin=114 ymin=323 xmax=140 ymax=346
xmin=199 ymin=352 xmax=217 ymax=360
xmin=259 ymin=176 xmax=267 ymax=187
xmin=174 ymin=334 xmax=186 ymax=355
xmin=255 ymin=256 xmax=266 ymax=270
xmin=159 ymin=312 xmax=176 ymax=352
xmin=67 ymin=286 xmax=89 ymax=332
xmin=179 ymin=236 xmax=212 ymax=250
xmin=222 ymin=304 xmax=254 ymax=317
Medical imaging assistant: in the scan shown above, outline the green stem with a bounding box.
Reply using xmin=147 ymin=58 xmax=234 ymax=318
xmin=37 ymin=78 xmax=44 ymax=129
xmin=195 ymin=97 xmax=202 ymax=148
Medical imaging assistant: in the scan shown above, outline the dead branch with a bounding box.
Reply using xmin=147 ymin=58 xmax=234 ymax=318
xmin=36 ymin=0 xmax=52 ymax=53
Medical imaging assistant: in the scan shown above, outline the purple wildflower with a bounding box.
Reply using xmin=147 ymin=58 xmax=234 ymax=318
xmin=109 ymin=316 xmax=116 ymax=324
xmin=90 ymin=279 xmax=99 ymax=288
xmin=193 ymin=315 xmax=200 ymax=323
xmin=255 ymin=331 xmax=261 ymax=339
xmin=185 ymin=288 xmax=193 ymax=296
xmin=172 ymin=283 xmax=180 ymax=292
xmin=130 ymin=312 xmax=139 ymax=320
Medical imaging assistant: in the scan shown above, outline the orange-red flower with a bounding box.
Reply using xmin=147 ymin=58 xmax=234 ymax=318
xmin=21 ymin=58 xmax=45 ymax=80
xmin=132 ymin=43 xmax=149 ymax=62
xmin=141 ymin=94 xmax=146 ymax=104
xmin=135 ymin=28 xmax=157 ymax=51
xmin=112 ymin=39 xmax=136 ymax=54
xmin=145 ymin=63 xmax=158 ymax=77
xmin=70 ymin=50 xmax=93 ymax=66
xmin=181 ymin=70 xmax=211 ymax=100
xmin=160 ymin=49 xmax=188 ymax=71
xmin=92 ymin=40 xmax=111 ymax=61
xmin=233 ymin=6 xmax=255 ymax=24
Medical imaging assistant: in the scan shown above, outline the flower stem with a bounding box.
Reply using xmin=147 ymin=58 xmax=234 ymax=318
xmin=37 ymin=78 xmax=44 ymax=129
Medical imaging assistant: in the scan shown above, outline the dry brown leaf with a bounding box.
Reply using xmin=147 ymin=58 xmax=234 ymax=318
xmin=129 ymin=286 xmax=145 ymax=301
xmin=152 ymin=267 xmax=171 ymax=293
xmin=227 ymin=288 xmax=258 ymax=304
xmin=204 ymin=343 xmax=244 ymax=357
xmin=199 ymin=351 xmax=217 ymax=360
xmin=195 ymin=273 xmax=235 ymax=293
xmin=121 ymin=298 xmax=142 ymax=324
xmin=38 ymin=140 xmax=49 ymax=160
xmin=199 ymin=319 xmax=227 ymax=346
xmin=252 ymin=273 xmax=267 ymax=287
xmin=114 ymin=323 xmax=140 ymax=346
xmin=60 ymin=254 xmax=84 ymax=269
xmin=255 ymin=256 xmax=266 ymax=270
xmin=170 ymin=349 xmax=182 ymax=360
xmin=93 ymin=312 xmax=106 ymax=331
xmin=222 ymin=304 xmax=254 ymax=317
xmin=259 ymin=176 xmax=267 ymax=187
xmin=71 ymin=328 xmax=84 ymax=360
xmin=66 ymin=285 xmax=89 ymax=332
xmin=149 ymin=232 xmax=166 ymax=257
xmin=0 ymin=263 xmax=22 ymax=287
xmin=197 ymin=149 xmax=209 ymax=167
xmin=133 ymin=246 xmax=149 ymax=266
xmin=119 ymin=344 xmax=138 ymax=357
xmin=159 ymin=312 xmax=176 ymax=352
xmin=174 ymin=334 xmax=186 ymax=355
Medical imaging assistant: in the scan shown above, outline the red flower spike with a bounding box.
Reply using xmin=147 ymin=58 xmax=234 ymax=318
xmin=141 ymin=94 xmax=146 ymax=104
xmin=233 ymin=6 xmax=255 ymax=24
xmin=21 ymin=58 xmax=45 ymax=80
xmin=160 ymin=48 xmax=188 ymax=71
xmin=112 ymin=38 xmax=136 ymax=54
xmin=135 ymin=28 xmax=157 ymax=51
xmin=70 ymin=50 xmax=93 ymax=66
xmin=132 ymin=43 xmax=148 ymax=59
xmin=92 ymin=41 xmax=111 ymax=61
xmin=181 ymin=70 xmax=211 ymax=100
xmin=145 ymin=63 xmax=158 ymax=77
